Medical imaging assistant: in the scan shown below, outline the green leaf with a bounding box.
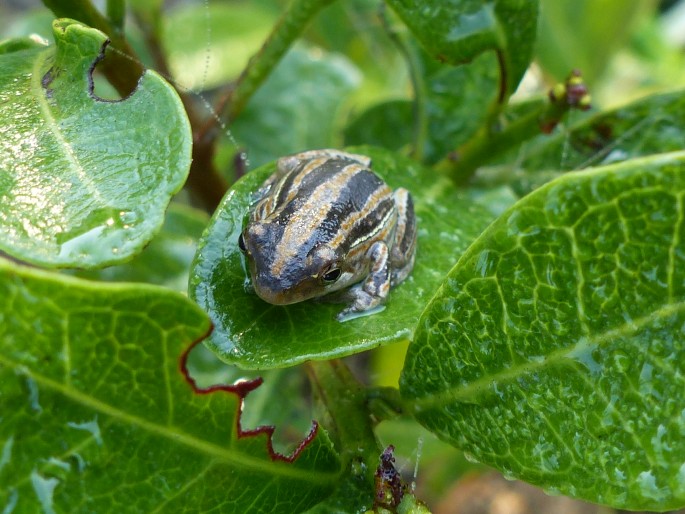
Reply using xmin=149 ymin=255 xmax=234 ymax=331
xmin=2 ymin=7 xmax=54 ymax=44
xmin=0 ymin=258 xmax=340 ymax=512
xmin=0 ymin=36 xmax=45 ymax=54
xmin=190 ymin=146 xmax=493 ymax=369
xmin=400 ymin=152 xmax=685 ymax=510
xmin=343 ymin=100 xmax=414 ymax=153
xmin=344 ymin=51 xmax=500 ymax=164
xmin=0 ymin=19 xmax=191 ymax=269
xmin=384 ymin=0 xmax=539 ymax=97
xmin=519 ymin=88 xmax=685 ymax=174
xmin=230 ymin=46 xmax=361 ymax=169
xmin=185 ymin=344 xmax=317 ymax=455
xmin=536 ymin=0 xmax=654 ymax=85
xmin=70 ymin=203 xmax=209 ymax=292
xmin=419 ymin=52 xmax=499 ymax=163
xmin=163 ymin=2 xmax=277 ymax=91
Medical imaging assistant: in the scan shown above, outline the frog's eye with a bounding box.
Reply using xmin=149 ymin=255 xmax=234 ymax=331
xmin=238 ymin=233 xmax=247 ymax=253
xmin=321 ymin=266 xmax=341 ymax=283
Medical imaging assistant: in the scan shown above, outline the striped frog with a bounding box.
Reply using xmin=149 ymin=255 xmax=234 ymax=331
xmin=238 ymin=149 xmax=417 ymax=321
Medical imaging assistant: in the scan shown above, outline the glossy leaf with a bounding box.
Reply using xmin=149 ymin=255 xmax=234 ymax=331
xmin=0 ymin=258 xmax=340 ymax=512
xmin=384 ymin=0 xmax=539 ymax=97
xmin=519 ymin=88 xmax=685 ymax=174
xmin=230 ymin=46 xmax=361 ymax=169
xmin=70 ymin=203 xmax=208 ymax=292
xmin=401 ymin=152 xmax=685 ymax=510
xmin=345 ymin=51 xmax=499 ymax=164
xmin=190 ymin=146 xmax=493 ymax=369
xmin=0 ymin=19 xmax=191 ymax=268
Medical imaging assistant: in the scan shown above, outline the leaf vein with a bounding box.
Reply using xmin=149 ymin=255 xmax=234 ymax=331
xmin=0 ymin=354 xmax=336 ymax=484
xmin=412 ymin=301 xmax=685 ymax=409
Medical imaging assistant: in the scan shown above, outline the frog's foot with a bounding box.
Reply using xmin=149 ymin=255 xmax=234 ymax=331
xmin=336 ymin=241 xmax=390 ymax=321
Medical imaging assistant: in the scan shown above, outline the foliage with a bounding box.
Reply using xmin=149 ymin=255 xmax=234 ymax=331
xmin=2 ymin=0 xmax=685 ymax=512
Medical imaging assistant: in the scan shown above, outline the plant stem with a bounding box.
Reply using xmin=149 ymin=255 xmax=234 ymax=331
xmin=379 ymin=6 xmax=428 ymax=161
xmin=306 ymin=360 xmax=379 ymax=485
xmin=366 ymin=386 xmax=405 ymax=423
xmin=436 ymin=71 xmax=591 ymax=185
xmin=106 ymin=0 xmax=125 ymax=34
xmin=43 ymin=0 xmax=143 ymax=95
xmin=212 ymin=0 xmax=337 ymax=127
xmin=435 ymin=110 xmax=531 ymax=184
xmin=439 ymin=100 xmax=572 ymax=184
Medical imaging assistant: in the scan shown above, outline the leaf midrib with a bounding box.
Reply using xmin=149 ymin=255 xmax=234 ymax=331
xmin=0 ymin=354 xmax=338 ymax=484
xmin=409 ymin=301 xmax=685 ymax=410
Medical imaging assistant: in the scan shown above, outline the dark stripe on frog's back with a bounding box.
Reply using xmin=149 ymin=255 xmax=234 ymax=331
xmin=274 ymin=158 xmax=349 ymax=210
xmin=255 ymin=157 xmax=357 ymax=221
xmin=250 ymin=157 xmax=396 ymax=277
xmin=250 ymin=159 xmax=321 ymax=222
xmin=296 ymin=164 xmax=391 ymax=240
xmin=264 ymin=158 xmax=384 ymax=226
xmin=282 ymin=167 xmax=395 ymax=261
xmin=345 ymin=195 xmax=396 ymax=250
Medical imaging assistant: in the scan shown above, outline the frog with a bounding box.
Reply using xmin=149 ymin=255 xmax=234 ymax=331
xmin=238 ymin=149 xmax=417 ymax=321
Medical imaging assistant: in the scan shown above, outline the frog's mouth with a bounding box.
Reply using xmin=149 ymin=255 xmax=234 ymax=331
xmin=253 ymin=273 xmax=319 ymax=306
xmin=254 ymin=287 xmax=293 ymax=306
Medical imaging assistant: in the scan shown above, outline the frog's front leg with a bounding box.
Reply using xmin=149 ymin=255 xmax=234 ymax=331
xmin=336 ymin=241 xmax=391 ymax=321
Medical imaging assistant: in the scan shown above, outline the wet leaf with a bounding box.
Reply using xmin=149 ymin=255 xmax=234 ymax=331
xmin=0 ymin=19 xmax=191 ymax=268
xmin=0 ymin=258 xmax=340 ymax=512
xmin=384 ymin=0 xmax=538 ymax=97
xmin=70 ymin=203 xmax=208 ymax=292
xmin=190 ymin=146 xmax=493 ymax=369
xmin=401 ymin=152 xmax=685 ymax=510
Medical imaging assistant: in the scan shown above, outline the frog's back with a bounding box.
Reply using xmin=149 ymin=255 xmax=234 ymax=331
xmin=240 ymin=149 xmax=416 ymax=317
xmin=251 ymin=155 xmax=397 ymax=256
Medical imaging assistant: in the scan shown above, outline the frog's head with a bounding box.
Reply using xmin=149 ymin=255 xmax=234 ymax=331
xmin=239 ymin=221 xmax=347 ymax=305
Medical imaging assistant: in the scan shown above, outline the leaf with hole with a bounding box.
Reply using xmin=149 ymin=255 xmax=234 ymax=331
xmin=190 ymin=146 xmax=494 ymax=369
xmin=0 ymin=259 xmax=339 ymax=512
xmin=401 ymin=151 xmax=685 ymax=510
xmin=0 ymin=19 xmax=191 ymax=268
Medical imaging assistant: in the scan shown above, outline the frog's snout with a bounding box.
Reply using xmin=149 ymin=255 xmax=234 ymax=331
xmin=252 ymin=279 xmax=296 ymax=306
